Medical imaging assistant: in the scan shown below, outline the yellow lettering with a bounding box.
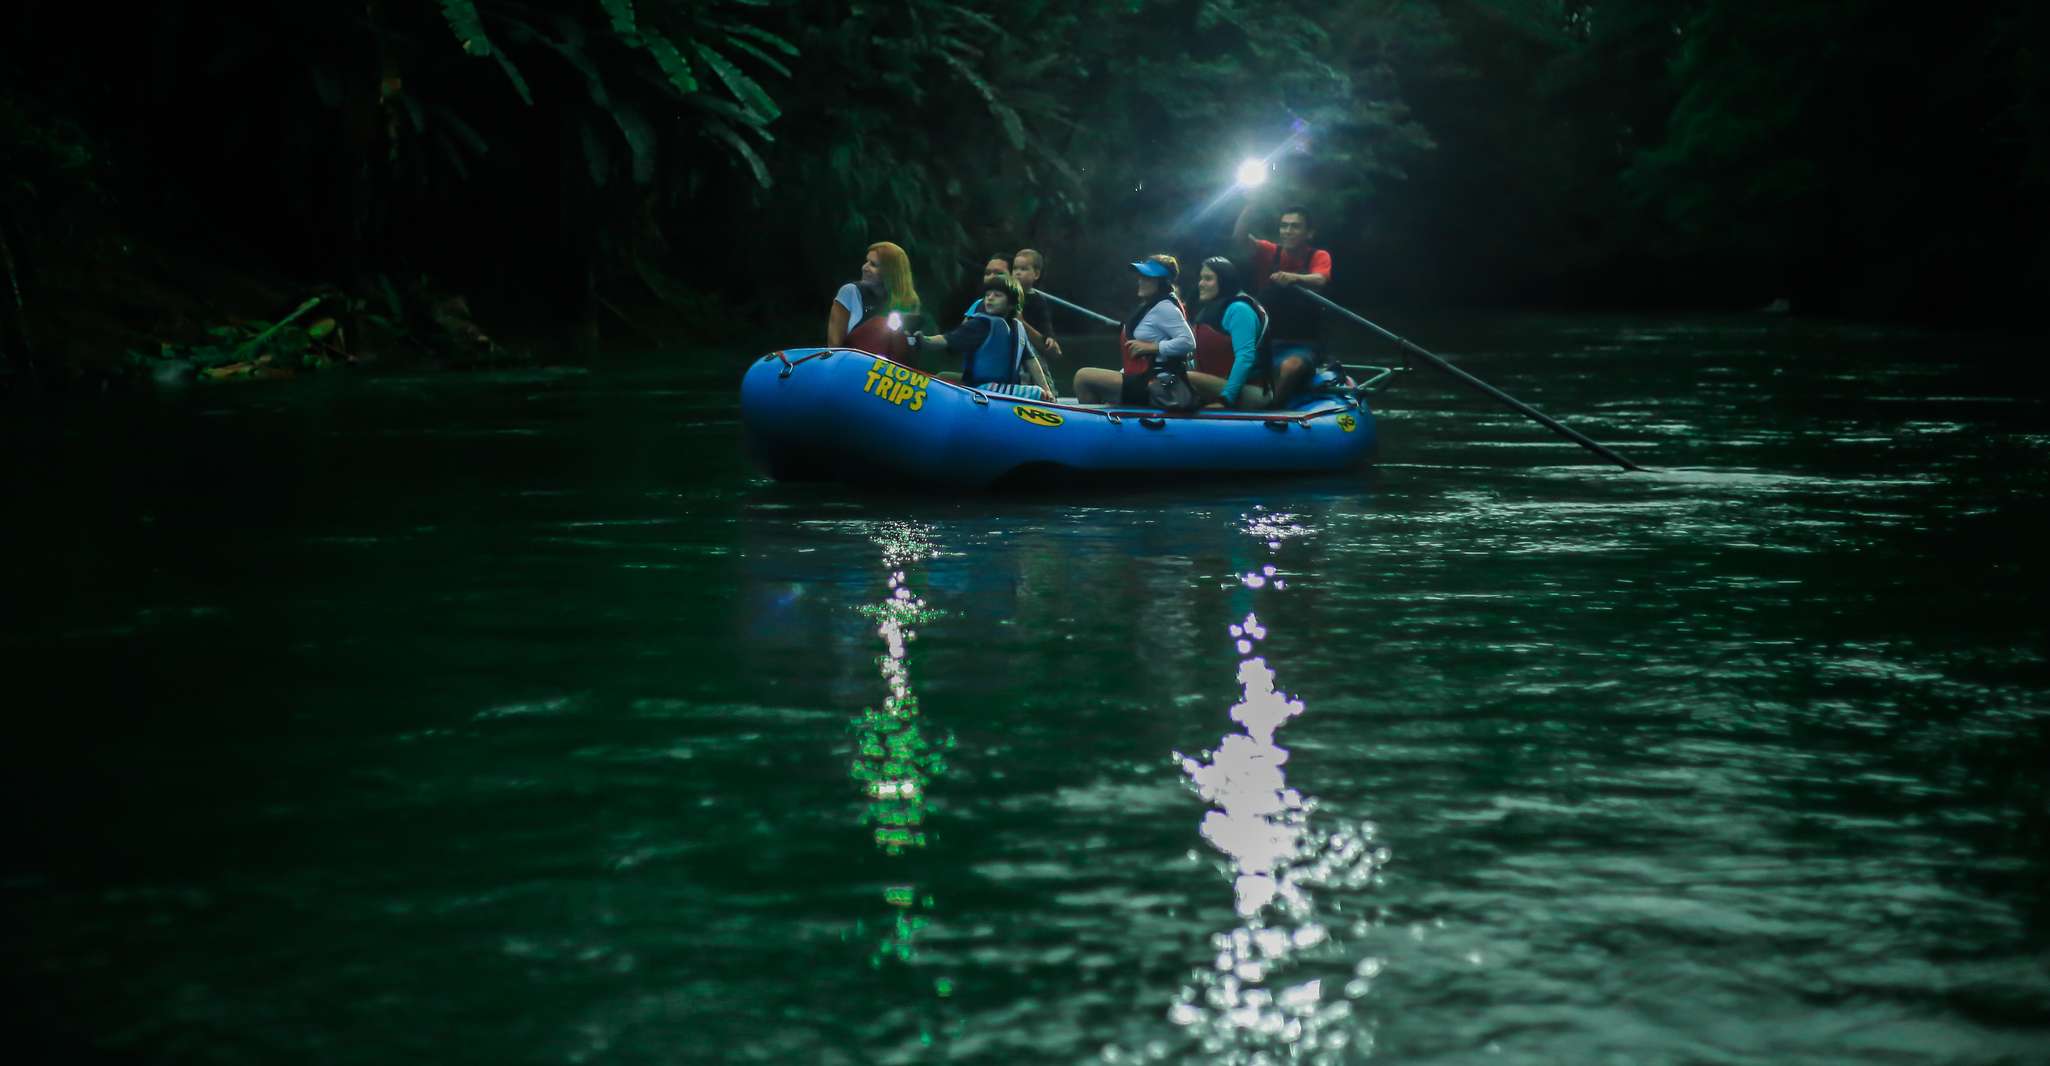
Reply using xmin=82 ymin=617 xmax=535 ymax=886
xmin=864 ymin=368 xmax=884 ymax=394
xmin=908 ymin=390 xmax=925 ymax=411
xmin=893 ymin=382 xmax=914 ymax=404
xmin=911 ymin=373 xmax=929 ymax=389
xmin=892 ymin=365 xmax=911 ymax=381
xmin=1013 ymin=406 xmax=1064 ymax=428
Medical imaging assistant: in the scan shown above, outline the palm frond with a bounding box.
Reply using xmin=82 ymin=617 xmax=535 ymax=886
xmin=582 ymin=120 xmax=613 ymax=186
xmin=721 ymin=22 xmax=800 ymax=57
xmin=705 ymin=120 xmax=773 ymax=187
xmin=440 ymin=0 xmax=495 ymax=55
xmin=613 ymin=101 xmax=657 ymax=184
xmin=598 ymin=0 xmax=639 ymax=42
xmin=440 ymin=0 xmax=535 ymax=104
xmin=642 ymin=33 xmax=699 ymax=96
xmin=694 ymin=41 xmax=780 ymax=122
xmin=719 ymin=37 xmax=793 ymax=80
xmin=937 ymin=52 xmax=1025 ymax=149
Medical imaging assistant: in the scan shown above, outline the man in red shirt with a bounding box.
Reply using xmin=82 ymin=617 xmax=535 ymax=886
xmin=1233 ymin=202 xmax=1333 ymax=404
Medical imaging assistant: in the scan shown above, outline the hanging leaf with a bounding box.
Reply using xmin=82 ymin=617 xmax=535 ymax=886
xmin=500 ymin=15 xmax=600 ymax=104
xmin=399 ymin=93 xmax=426 ymax=134
xmin=377 ymin=274 xmax=404 ymax=319
xmin=642 ymin=33 xmax=698 ymax=96
xmin=719 ymin=36 xmax=793 ymax=79
xmin=309 ymin=67 xmax=341 ymax=108
xmin=431 ymin=105 xmax=492 ymax=157
xmin=491 ymin=50 xmax=534 ymax=106
xmin=705 ymin=121 xmax=773 ymax=188
xmin=694 ymin=42 xmax=780 ymax=122
xmin=597 ymin=0 xmax=639 ymax=42
xmin=440 ymin=0 xmax=533 ymax=104
xmin=938 ymin=5 xmax=1002 ymax=39
xmin=937 ymin=52 xmax=1025 ymax=149
xmin=439 ymin=0 xmax=493 ymax=55
xmin=582 ymin=121 xmax=612 ymax=186
xmin=613 ymin=102 xmax=657 ymax=185
xmin=436 ymin=133 xmax=472 ymax=181
xmin=682 ymin=92 xmax=775 ymax=136
xmin=721 ymin=21 xmax=800 ymax=57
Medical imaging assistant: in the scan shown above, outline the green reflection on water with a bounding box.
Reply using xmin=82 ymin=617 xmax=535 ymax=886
xmin=846 ymin=523 xmax=954 ymax=976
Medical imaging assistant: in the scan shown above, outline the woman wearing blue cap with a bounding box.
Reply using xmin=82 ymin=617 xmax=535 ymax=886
xmin=1072 ymin=253 xmax=1196 ymax=405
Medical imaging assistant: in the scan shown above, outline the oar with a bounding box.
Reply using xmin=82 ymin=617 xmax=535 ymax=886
xmin=1299 ymin=289 xmax=1644 ymax=472
xmin=1033 ymin=289 xmax=1120 ymax=328
xmin=1016 ymin=289 xmax=1120 ymax=402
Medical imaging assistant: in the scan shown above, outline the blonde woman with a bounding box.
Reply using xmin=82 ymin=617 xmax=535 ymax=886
xmin=828 ymin=241 xmax=923 ymax=356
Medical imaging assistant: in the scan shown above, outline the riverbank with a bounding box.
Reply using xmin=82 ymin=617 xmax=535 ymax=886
xmin=0 ymin=94 xmax=737 ymax=392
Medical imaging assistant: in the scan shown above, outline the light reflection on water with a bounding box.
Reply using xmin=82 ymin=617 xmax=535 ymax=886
xmin=5 ymin=316 xmax=2046 ymax=1064
xmin=844 ymin=522 xmax=956 ymax=995
xmin=1125 ymin=516 xmax=1389 ymax=1064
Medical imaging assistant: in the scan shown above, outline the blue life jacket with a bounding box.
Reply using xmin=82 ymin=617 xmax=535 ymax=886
xmin=961 ymin=313 xmax=1022 ymax=386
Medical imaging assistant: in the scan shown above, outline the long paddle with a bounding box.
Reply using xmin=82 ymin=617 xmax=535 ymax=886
xmin=1014 ymin=289 xmax=1118 ymax=401
xmin=1033 ymin=288 xmax=1120 ymax=328
xmin=1298 ymin=289 xmax=1645 ymax=472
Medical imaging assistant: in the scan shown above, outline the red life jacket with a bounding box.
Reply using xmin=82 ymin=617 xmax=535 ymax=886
xmin=1119 ymin=326 xmax=1148 ymax=376
xmin=1191 ymin=322 xmax=1232 ymax=377
xmin=843 ymin=314 xmax=904 ymax=358
xmin=1191 ymin=294 xmax=1270 ymax=378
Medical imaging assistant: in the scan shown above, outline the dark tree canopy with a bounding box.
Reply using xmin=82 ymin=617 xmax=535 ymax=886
xmin=3 ymin=0 xmax=2044 ymax=376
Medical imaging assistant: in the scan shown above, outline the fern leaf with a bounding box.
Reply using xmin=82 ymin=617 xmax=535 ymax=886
xmin=430 ymin=105 xmax=492 ymax=157
xmin=642 ymin=33 xmax=698 ymax=95
xmin=441 ymin=0 xmax=533 ymax=104
xmin=440 ymin=0 xmax=493 ymax=56
xmin=680 ymin=91 xmax=776 ymax=138
xmin=719 ymin=36 xmax=792 ymax=79
xmin=937 ymin=52 xmax=1024 ymax=149
xmin=581 ymin=120 xmax=612 ymax=186
xmin=722 ymin=22 xmax=799 ymax=57
xmin=399 ymin=93 xmax=426 ymax=134
xmin=492 ymin=50 xmax=535 ymax=106
xmin=597 ymin=0 xmax=638 ymax=41
xmin=436 ymin=133 xmax=472 ymax=181
xmin=938 ymin=5 xmax=1003 ymax=39
xmin=694 ymin=41 xmax=780 ymax=122
xmin=705 ymin=121 xmax=773 ymax=188
xmin=613 ymin=102 xmax=657 ymax=185
xmin=504 ymin=16 xmax=608 ymax=105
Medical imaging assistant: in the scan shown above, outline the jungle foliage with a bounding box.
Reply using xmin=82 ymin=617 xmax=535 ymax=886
xmin=1 ymin=0 xmax=2043 ymax=380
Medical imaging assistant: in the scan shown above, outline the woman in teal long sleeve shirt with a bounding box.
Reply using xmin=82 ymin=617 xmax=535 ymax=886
xmin=1188 ymin=256 xmax=1274 ymax=409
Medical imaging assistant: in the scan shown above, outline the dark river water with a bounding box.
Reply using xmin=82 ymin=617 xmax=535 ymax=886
xmin=4 ymin=314 xmax=2047 ymax=1064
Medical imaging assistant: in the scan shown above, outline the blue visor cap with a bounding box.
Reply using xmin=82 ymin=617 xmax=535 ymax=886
xmin=1129 ymin=259 xmax=1174 ymax=278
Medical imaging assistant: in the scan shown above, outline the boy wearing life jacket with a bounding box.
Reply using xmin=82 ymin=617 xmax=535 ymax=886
xmin=964 ymin=251 xmax=1060 ymax=372
xmin=906 ymin=274 xmax=1056 ymax=400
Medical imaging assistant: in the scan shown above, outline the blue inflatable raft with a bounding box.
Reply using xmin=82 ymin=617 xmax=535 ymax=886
xmin=741 ymin=347 xmax=1377 ymax=488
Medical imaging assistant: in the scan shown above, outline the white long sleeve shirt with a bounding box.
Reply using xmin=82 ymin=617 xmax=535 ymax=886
xmin=1132 ymin=300 xmax=1195 ymax=363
